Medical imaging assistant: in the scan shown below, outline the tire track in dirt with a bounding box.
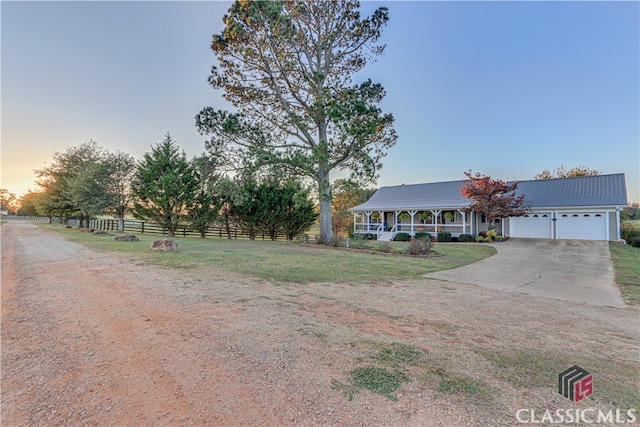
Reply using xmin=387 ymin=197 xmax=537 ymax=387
xmin=1 ymin=223 xmax=275 ymax=426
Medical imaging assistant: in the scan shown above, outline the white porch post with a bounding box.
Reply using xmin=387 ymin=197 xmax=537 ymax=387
xmin=471 ymin=212 xmax=475 ymax=235
xmin=378 ymin=211 xmax=384 ymax=231
xmin=409 ymin=211 xmax=417 ymax=235
xmin=394 ymin=211 xmax=400 ymax=231
xmin=431 ymin=210 xmax=441 ymax=235
xmin=353 ymin=212 xmax=357 ymax=234
xmin=459 ymin=210 xmax=466 ymax=234
xmin=365 ymin=211 xmax=371 ymax=231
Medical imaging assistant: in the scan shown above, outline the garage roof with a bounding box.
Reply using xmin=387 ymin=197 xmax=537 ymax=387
xmin=350 ymin=173 xmax=627 ymax=211
xmin=513 ymin=173 xmax=627 ymax=207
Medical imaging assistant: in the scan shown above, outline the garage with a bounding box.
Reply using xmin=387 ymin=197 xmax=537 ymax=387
xmin=509 ymin=213 xmax=552 ymax=239
xmin=557 ymin=212 xmax=607 ymax=240
xmin=351 ymin=173 xmax=627 ymax=242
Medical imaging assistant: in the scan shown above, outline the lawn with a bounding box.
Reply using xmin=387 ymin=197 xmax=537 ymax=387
xmin=40 ymin=224 xmax=496 ymax=284
xmin=609 ymin=242 xmax=640 ymax=305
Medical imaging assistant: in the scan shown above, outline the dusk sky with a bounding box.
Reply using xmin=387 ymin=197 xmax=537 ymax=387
xmin=2 ymin=1 xmax=639 ymax=202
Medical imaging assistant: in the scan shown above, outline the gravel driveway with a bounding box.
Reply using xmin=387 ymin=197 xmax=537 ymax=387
xmin=2 ymin=222 xmax=638 ymax=426
xmin=425 ymin=239 xmax=625 ymax=308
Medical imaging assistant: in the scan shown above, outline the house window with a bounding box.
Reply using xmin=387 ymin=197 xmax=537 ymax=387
xmin=481 ymin=214 xmax=486 ymax=223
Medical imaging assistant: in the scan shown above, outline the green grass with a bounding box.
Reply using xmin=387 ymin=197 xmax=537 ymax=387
xmin=348 ymin=366 xmax=409 ymax=401
xmin=609 ymin=242 xmax=640 ymax=305
xmin=480 ymin=348 xmax=640 ymax=409
xmin=436 ymin=372 xmax=487 ymax=395
xmin=333 ymin=342 xmax=426 ymax=401
xmin=373 ymin=342 xmax=424 ymax=366
xmin=39 ymin=224 xmax=496 ymax=284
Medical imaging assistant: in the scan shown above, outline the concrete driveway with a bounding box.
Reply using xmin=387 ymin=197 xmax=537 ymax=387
xmin=425 ymin=239 xmax=625 ymax=308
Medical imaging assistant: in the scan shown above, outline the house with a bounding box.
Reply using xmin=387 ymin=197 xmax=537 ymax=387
xmin=349 ymin=173 xmax=628 ymax=241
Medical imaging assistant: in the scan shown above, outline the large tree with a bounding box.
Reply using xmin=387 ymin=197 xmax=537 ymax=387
xmin=331 ymin=178 xmax=376 ymax=236
xmin=535 ymin=165 xmax=602 ymax=180
xmin=460 ymin=171 xmax=529 ymax=231
xmin=18 ymin=191 xmax=46 ymax=216
xmin=196 ymin=0 xmax=397 ymax=243
xmin=131 ymin=133 xmax=198 ymax=237
xmin=0 ymin=189 xmax=19 ymax=214
xmin=100 ymin=151 xmax=137 ymax=232
xmin=188 ymin=154 xmax=221 ymax=238
xmin=35 ymin=140 xmax=106 ymax=226
xmin=232 ymin=178 xmax=318 ymax=240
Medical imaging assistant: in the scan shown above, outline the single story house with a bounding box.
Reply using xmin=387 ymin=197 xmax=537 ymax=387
xmin=349 ymin=173 xmax=628 ymax=241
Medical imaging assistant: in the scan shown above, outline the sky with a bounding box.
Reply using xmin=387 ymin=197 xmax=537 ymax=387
xmin=2 ymin=0 xmax=639 ymax=202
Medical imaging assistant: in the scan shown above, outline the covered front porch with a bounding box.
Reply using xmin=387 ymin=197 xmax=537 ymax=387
xmin=352 ymin=209 xmax=478 ymax=241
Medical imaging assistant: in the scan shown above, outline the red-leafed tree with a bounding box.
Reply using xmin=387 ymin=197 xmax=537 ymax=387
xmin=460 ymin=171 xmax=529 ymax=230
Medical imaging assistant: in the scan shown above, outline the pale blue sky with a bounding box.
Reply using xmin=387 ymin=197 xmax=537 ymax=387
xmin=2 ymin=1 xmax=638 ymax=201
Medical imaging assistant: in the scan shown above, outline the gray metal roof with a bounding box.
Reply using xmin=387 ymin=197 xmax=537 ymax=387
xmin=350 ymin=180 xmax=471 ymax=211
xmin=512 ymin=173 xmax=627 ymax=208
xmin=350 ymin=173 xmax=627 ymax=211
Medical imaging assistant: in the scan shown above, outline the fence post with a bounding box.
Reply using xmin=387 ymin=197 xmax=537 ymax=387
xmin=141 ymin=222 xmax=145 ymax=234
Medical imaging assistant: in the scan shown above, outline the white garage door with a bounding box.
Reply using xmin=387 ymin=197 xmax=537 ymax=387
xmin=557 ymin=213 xmax=606 ymax=240
xmin=510 ymin=213 xmax=552 ymax=238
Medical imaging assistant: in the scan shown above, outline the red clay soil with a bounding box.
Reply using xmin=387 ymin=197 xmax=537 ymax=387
xmin=2 ymin=222 xmax=638 ymax=426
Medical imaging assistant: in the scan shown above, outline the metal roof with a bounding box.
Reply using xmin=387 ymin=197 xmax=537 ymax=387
xmin=350 ymin=173 xmax=627 ymax=211
xmin=512 ymin=173 xmax=627 ymax=208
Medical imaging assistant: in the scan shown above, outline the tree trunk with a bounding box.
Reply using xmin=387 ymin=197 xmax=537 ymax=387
xmin=317 ymin=169 xmax=333 ymax=244
xmin=224 ymin=215 xmax=232 ymax=239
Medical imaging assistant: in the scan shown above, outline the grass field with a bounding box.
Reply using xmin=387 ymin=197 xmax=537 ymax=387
xmin=40 ymin=224 xmax=497 ymax=284
xmin=609 ymin=242 xmax=640 ymax=305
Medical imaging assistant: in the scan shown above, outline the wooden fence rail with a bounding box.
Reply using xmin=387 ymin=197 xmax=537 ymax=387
xmin=5 ymin=216 xmax=318 ymax=242
xmin=5 ymin=216 xmax=55 ymax=223
xmin=89 ymin=218 xmax=316 ymax=242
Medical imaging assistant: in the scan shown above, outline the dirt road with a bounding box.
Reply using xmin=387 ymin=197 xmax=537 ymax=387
xmin=2 ymin=222 xmax=638 ymax=426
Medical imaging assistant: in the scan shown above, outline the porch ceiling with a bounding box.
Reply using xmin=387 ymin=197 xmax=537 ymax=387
xmin=350 ymin=199 xmax=471 ymax=212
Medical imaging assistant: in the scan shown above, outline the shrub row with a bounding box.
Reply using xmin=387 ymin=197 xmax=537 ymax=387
xmin=393 ymin=232 xmax=475 ymax=242
xmin=621 ymin=222 xmax=640 ymax=248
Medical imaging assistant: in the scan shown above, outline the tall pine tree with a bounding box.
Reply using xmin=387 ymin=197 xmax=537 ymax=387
xmin=132 ymin=133 xmax=198 ymax=236
xmin=196 ymin=0 xmax=397 ymax=244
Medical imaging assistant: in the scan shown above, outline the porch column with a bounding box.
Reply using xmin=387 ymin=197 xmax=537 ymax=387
xmin=431 ymin=210 xmax=441 ymax=234
xmin=365 ymin=211 xmax=371 ymax=231
xmin=458 ymin=210 xmax=466 ymax=234
xmin=353 ymin=211 xmax=358 ymax=234
xmin=409 ymin=211 xmax=417 ymax=235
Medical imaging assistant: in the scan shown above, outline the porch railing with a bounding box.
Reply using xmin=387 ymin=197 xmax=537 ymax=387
xmin=354 ymin=222 xmax=470 ymax=236
xmin=396 ymin=224 xmax=468 ymax=234
xmin=354 ymin=222 xmax=384 ymax=232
